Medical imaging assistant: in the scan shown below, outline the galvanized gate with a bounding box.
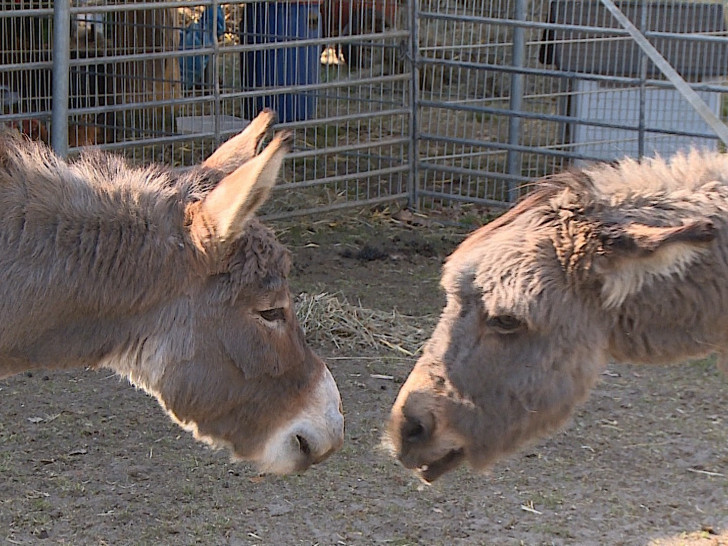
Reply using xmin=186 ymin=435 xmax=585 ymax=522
xmin=0 ymin=0 xmax=411 ymax=218
xmin=415 ymin=0 xmax=728 ymax=210
xmin=1 ymin=1 xmax=728 ymax=218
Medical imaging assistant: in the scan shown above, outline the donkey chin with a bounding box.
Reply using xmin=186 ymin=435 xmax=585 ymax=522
xmin=384 ymin=398 xmax=469 ymax=483
xmin=402 ymin=445 xmax=467 ymax=484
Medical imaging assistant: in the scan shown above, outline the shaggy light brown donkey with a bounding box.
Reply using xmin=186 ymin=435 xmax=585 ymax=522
xmin=0 ymin=110 xmax=344 ymax=475
xmin=388 ymin=151 xmax=726 ymax=482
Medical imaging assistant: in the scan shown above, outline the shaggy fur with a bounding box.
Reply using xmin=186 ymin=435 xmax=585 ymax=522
xmin=0 ymin=116 xmax=344 ymax=474
xmin=388 ymin=150 xmax=728 ymax=482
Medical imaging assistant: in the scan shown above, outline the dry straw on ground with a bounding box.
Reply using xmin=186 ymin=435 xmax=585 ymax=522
xmin=295 ymin=292 xmax=436 ymax=357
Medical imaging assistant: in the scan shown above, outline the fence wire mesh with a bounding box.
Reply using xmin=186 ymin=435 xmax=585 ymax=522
xmin=1 ymin=0 xmax=728 ymax=218
xmin=1 ymin=0 xmax=409 ymax=218
xmin=415 ymin=0 xmax=728 ymax=211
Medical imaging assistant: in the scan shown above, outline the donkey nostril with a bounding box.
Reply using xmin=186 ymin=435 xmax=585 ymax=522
xmin=402 ymin=415 xmax=430 ymax=444
xmin=406 ymin=423 xmax=424 ymax=441
xmin=295 ymin=434 xmax=311 ymax=456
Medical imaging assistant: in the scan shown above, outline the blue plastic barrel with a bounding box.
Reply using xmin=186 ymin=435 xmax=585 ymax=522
xmin=241 ymin=1 xmax=321 ymax=123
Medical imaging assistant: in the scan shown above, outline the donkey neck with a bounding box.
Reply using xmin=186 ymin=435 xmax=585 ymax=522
xmin=0 ymin=154 xmax=200 ymax=377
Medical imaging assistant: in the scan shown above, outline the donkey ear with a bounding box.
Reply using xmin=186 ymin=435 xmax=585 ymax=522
xmin=202 ymin=109 xmax=277 ymax=175
xmin=599 ymin=219 xmax=716 ymax=257
xmin=189 ymin=130 xmax=291 ymax=246
xmin=594 ymin=219 xmax=716 ymax=307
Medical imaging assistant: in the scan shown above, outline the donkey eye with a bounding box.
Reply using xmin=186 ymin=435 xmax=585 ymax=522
xmin=486 ymin=315 xmax=523 ymax=334
xmin=258 ymin=308 xmax=285 ymax=323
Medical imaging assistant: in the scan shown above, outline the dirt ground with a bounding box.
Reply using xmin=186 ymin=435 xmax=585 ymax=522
xmin=1 ymin=211 xmax=726 ymax=546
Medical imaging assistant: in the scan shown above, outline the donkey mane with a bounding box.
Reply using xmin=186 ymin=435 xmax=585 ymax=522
xmin=453 ymin=151 xmax=728 ymax=266
xmin=448 ymin=186 xmax=558 ymax=262
xmin=0 ymin=135 xmax=289 ymax=321
xmin=552 ymin=151 xmax=728 ymax=221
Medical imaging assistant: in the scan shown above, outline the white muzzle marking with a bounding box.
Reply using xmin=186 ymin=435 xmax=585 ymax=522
xmin=257 ymin=366 xmax=344 ymax=474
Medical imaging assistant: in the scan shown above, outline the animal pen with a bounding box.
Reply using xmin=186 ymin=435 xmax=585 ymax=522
xmin=2 ymin=0 xmax=728 ymax=220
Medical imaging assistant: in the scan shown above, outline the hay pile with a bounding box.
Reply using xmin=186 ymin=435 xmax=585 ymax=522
xmin=295 ymin=293 xmax=437 ymax=357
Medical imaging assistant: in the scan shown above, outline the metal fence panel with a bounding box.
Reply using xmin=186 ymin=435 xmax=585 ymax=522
xmin=1 ymin=1 xmax=54 ymax=143
xmin=0 ymin=0 xmax=410 ymax=218
xmin=2 ymin=1 xmax=728 ymax=217
xmin=415 ymin=0 xmax=728 ymax=210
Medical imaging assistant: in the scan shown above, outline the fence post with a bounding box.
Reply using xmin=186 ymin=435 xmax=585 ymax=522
xmin=637 ymin=1 xmax=647 ymax=159
xmin=506 ymin=0 xmax=526 ymax=202
xmin=212 ymin=0 xmax=222 ymax=147
xmin=51 ymin=0 xmax=71 ymax=156
xmin=407 ymin=0 xmax=420 ymax=210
